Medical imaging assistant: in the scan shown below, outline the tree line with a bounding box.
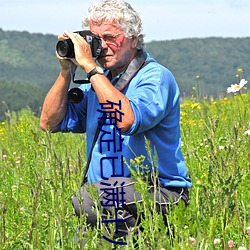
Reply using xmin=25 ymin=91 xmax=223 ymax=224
xmin=0 ymin=28 xmax=249 ymax=120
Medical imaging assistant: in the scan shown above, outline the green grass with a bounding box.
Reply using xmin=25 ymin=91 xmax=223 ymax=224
xmin=0 ymin=93 xmax=249 ymax=249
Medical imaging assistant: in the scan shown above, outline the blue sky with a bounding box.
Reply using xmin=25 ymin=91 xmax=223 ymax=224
xmin=1 ymin=0 xmax=250 ymax=42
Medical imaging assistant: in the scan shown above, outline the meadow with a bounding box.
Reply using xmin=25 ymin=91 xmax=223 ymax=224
xmin=0 ymin=89 xmax=249 ymax=249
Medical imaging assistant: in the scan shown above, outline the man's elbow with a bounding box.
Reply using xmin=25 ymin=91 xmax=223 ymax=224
xmin=39 ymin=119 xmax=57 ymax=133
xmin=40 ymin=120 xmax=49 ymax=132
xmin=119 ymin=116 xmax=134 ymax=133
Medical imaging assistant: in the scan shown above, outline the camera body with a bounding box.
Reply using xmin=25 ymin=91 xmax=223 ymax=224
xmin=56 ymin=30 xmax=102 ymax=58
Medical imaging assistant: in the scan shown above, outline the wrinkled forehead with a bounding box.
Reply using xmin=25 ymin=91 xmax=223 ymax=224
xmin=89 ymin=19 xmax=123 ymax=33
xmin=90 ymin=16 xmax=121 ymax=26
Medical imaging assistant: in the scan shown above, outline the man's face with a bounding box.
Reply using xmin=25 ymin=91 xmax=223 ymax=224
xmin=89 ymin=20 xmax=137 ymax=73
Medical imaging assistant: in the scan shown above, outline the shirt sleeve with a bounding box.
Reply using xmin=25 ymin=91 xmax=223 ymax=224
xmin=56 ymin=85 xmax=89 ymax=133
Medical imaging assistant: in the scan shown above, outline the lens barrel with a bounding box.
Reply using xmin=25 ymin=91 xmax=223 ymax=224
xmin=56 ymin=39 xmax=75 ymax=58
xmin=68 ymin=88 xmax=84 ymax=103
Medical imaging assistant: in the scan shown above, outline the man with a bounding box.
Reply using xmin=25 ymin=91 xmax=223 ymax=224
xmin=40 ymin=0 xmax=192 ymax=245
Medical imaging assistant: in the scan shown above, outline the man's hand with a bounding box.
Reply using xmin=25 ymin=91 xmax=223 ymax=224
xmin=62 ymin=31 xmax=96 ymax=73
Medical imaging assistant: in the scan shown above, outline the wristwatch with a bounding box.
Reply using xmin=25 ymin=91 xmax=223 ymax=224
xmin=87 ymin=66 xmax=104 ymax=80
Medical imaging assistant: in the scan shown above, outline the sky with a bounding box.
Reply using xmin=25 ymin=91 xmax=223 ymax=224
xmin=1 ymin=0 xmax=250 ymax=42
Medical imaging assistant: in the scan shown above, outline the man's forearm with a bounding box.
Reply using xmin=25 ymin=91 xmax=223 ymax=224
xmin=40 ymin=70 xmax=71 ymax=132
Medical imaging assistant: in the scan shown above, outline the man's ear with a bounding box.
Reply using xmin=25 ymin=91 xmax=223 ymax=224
xmin=131 ymin=36 xmax=139 ymax=48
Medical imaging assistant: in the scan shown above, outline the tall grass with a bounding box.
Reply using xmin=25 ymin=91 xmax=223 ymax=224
xmin=0 ymin=93 xmax=249 ymax=249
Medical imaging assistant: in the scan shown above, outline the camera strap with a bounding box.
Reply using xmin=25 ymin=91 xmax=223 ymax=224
xmin=81 ymin=50 xmax=150 ymax=185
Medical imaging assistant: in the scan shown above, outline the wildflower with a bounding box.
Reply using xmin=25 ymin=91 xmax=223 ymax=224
xmin=214 ymin=238 xmax=221 ymax=244
xmin=237 ymin=67 xmax=243 ymax=73
xmin=191 ymin=103 xmax=201 ymax=109
xmin=246 ymin=226 xmax=250 ymax=235
xmin=135 ymin=157 xmax=141 ymax=164
xmin=238 ymin=247 xmax=246 ymax=250
xmin=130 ymin=159 xmax=135 ymax=165
xmin=196 ymin=180 xmax=202 ymax=185
xmin=228 ymin=240 xmax=235 ymax=248
xmin=42 ymin=213 xmax=48 ymax=221
xmin=189 ymin=237 xmax=196 ymax=246
xmin=227 ymin=79 xmax=248 ymax=93
xmin=244 ymin=130 xmax=250 ymax=136
xmin=12 ymin=185 xmax=18 ymax=192
xmin=218 ymin=145 xmax=224 ymax=150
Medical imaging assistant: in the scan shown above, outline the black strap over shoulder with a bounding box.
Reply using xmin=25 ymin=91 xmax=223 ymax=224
xmin=114 ymin=49 xmax=147 ymax=91
xmin=81 ymin=50 xmax=150 ymax=185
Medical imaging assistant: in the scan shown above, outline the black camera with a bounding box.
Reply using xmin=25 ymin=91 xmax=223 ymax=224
xmin=56 ymin=30 xmax=102 ymax=58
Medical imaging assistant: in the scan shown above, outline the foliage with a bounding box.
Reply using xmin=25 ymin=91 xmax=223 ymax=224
xmin=0 ymin=29 xmax=61 ymax=121
xmin=0 ymin=92 xmax=249 ymax=249
xmin=0 ymin=79 xmax=46 ymax=121
xmin=145 ymin=37 xmax=250 ymax=98
xmin=0 ymin=29 xmax=250 ymax=119
xmin=0 ymin=28 xmax=60 ymax=89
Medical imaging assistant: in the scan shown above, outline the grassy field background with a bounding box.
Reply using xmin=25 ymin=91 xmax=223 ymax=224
xmin=0 ymin=90 xmax=249 ymax=249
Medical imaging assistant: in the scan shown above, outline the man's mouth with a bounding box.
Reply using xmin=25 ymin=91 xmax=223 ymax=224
xmin=99 ymin=54 xmax=112 ymax=59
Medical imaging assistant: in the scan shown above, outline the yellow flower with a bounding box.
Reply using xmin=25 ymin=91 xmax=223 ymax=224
xmin=191 ymin=103 xmax=201 ymax=109
xmin=135 ymin=156 xmax=141 ymax=164
xmin=130 ymin=159 xmax=135 ymax=165
xmin=237 ymin=67 xmax=243 ymax=73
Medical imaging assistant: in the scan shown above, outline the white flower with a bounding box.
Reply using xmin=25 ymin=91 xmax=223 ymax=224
xmin=238 ymin=247 xmax=246 ymax=250
xmin=214 ymin=238 xmax=221 ymax=244
xmin=244 ymin=130 xmax=250 ymax=136
xmin=227 ymin=79 xmax=248 ymax=93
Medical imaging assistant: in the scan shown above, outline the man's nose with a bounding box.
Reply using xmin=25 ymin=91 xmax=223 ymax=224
xmin=101 ymin=38 xmax=108 ymax=49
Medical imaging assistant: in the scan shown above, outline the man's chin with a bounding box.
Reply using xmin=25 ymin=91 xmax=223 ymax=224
xmin=98 ymin=58 xmax=113 ymax=69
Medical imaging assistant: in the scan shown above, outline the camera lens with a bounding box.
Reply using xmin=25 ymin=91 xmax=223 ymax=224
xmin=56 ymin=39 xmax=74 ymax=58
xmin=68 ymin=88 xmax=84 ymax=103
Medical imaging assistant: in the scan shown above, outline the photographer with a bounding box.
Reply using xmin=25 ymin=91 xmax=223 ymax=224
xmin=40 ymin=0 xmax=192 ymax=245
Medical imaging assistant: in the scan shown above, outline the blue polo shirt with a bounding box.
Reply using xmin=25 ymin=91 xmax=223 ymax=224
xmin=57 ymin=52 xmax=192 ymax=188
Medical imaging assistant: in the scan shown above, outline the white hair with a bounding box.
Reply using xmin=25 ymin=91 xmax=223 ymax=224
xmin=82 ymin=0 xmax=145 ymax=49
